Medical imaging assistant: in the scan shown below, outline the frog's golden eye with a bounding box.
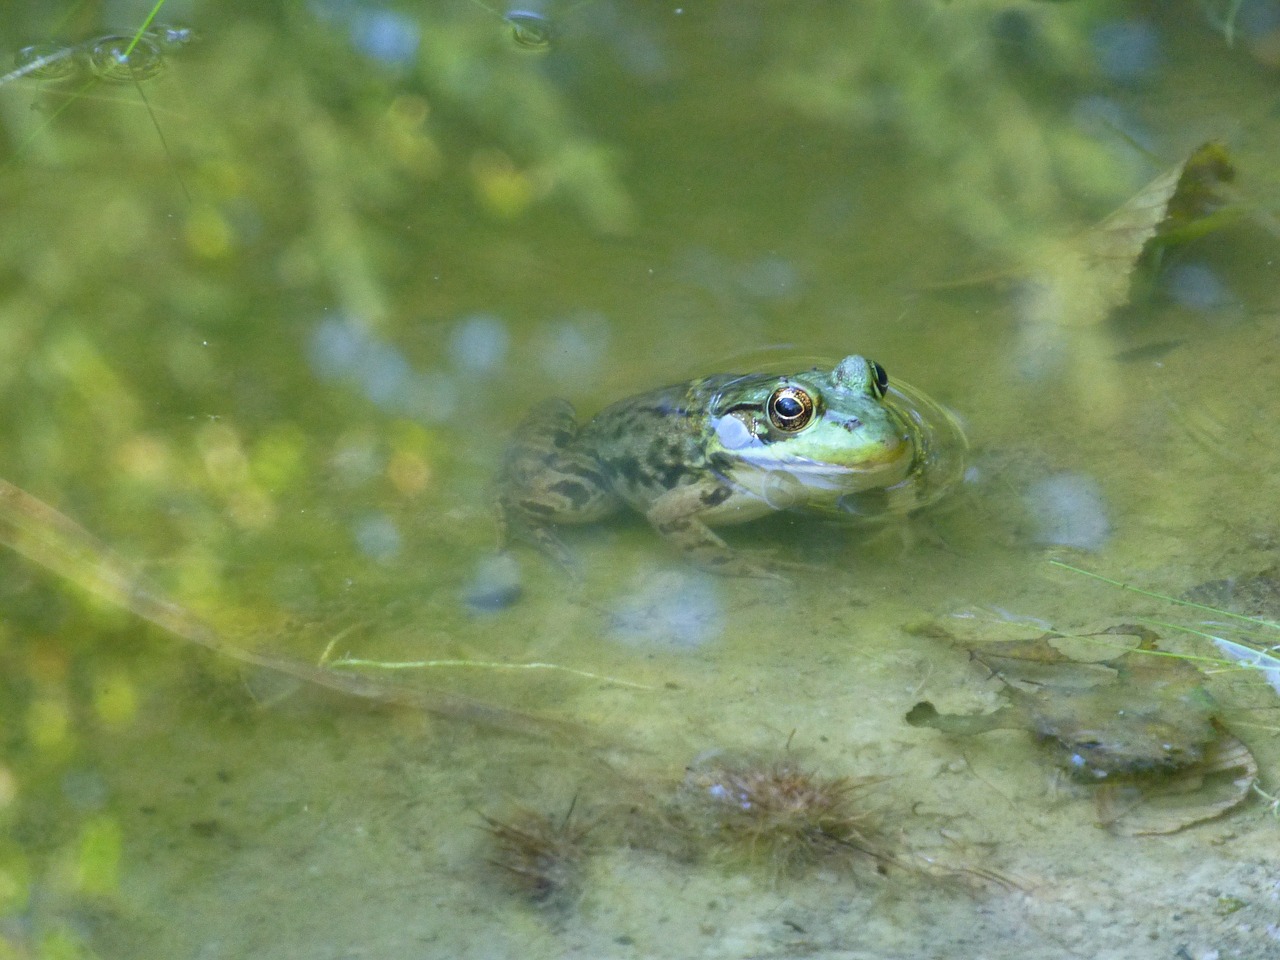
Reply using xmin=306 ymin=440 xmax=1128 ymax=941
xmin=870 ymin=360 xmax=889 ymax=398
xmin=768 ymin=386 xmax=815 ymax=432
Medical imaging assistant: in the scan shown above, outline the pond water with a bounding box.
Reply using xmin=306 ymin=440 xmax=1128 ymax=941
xmin=2 ymin=1 xmax=1280 ymax=958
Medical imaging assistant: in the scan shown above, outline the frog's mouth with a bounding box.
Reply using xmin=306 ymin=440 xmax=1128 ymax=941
xmin=781 ymin=443 xmax=916 ymax=492
xmin=729 ymin=435 xmax=916 ymax=505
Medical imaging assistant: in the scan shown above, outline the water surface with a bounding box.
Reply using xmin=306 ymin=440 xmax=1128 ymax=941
xmin=2 ymin=2 xmax=1280 ymax=958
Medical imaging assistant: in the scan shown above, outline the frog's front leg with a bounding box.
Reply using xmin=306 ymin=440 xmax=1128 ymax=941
xmin=498 ymin=399 xmax=621 ymax=567
xmin=644 ymin=479 xmax=781 ymax=579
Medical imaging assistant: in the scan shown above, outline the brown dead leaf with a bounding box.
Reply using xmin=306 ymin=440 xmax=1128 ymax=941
xmin=1095 ymin=728 xmax=1258 ymax=836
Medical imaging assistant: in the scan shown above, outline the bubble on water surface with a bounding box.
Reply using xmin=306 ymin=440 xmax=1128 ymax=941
xmin=62 ymin=769 xmax=109 ymax=812
xmin=149 ymin=24 xmax=198 ymax=51
xmin=1091 ymin=20 xmax=1161 ymax=84
xmin=13 ymin=43 xmax=80 ymax=81
xmin=308 ymin=316 xmax=367 ymax=380
xmin=504 ymin=10 xmax=556 ymax=50
xmin=737 ymin=256 xmax=801 ymax=301
xmin=357 ymin=341 xmax=413 ymax=410
xmin=536 ymin=312 xmax=608 ymax=385
xmin=1165 ymin=261 xmax=1234 ymax=313
xmin=463 ymin=554 xmax=523 ymax=613
xmin=392 ymin=369 xmax=461 ymax=423
xmin=88 ymin=35 xmax=165 ymax=82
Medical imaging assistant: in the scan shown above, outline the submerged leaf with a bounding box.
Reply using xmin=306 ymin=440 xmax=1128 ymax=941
xmin=909 ymin=616 xmax=1259 ymax=832
xmin=905 ymin=700 xmax=1021 ymax=736
xmin=1021 ymin=141 xmax=1237 ymax=328
xmin=909 ymin=622 xmax=1238 ymax=787
xmin=1095 ymin=729 xmax=1257 ymax=836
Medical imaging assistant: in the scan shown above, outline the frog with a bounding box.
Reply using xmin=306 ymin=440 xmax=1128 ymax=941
xmin=497 ymin=355 xmax=963 ymax=577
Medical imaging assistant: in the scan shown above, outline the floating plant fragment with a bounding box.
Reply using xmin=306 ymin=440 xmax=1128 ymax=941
xmin=11 ymin=42 xmax=80 ymax=81
xmin=907 ymin=624 xmax=1257 ymax=832
xmin=4 ymin=23 xmax=196 ymax=87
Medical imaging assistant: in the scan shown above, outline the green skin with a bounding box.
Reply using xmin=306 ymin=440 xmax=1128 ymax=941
xmin=498 ymin=355 xmax=924 ymax=577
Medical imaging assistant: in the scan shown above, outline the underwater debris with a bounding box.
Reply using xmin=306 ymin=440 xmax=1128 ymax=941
xmin=1183 ymin=567 xmax=1280 ymax=622
xmin=908 ymin=626 xmax=1220 ymax=778
xmin=929 ymin=628 xmax=1218 ymax=778
xmin=1094 ymin=727 xmax=1258 ymax=836
xmin=480 ymin=800 xmax=594 ymax=908
xmin=672 ymin=753 xmax=891 ymax=877
xmin=1052 ymin=560 xmax=1280 ymax=698
xmin=907 ymin=623 xmax=1258 ymax=833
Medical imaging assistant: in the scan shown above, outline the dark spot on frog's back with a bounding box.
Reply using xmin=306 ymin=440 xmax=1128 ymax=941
xmin=701 ymin=485 xmax=732 ymax=507
xmin=657 ymin=461 xmax=694 ymax=489
xmin=656 ymin=436 xmax=701 ymax=486
xmin=550 ymin=478 xmax=596 ymax=509
xmin=610 ymin=446 xmax=692 ymax=490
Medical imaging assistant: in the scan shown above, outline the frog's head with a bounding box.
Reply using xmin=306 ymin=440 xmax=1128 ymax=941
xmin=705 ymin=355 xmax=917 ymax=504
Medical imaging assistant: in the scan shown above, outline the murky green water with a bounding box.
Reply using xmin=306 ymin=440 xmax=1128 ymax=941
xmin=3 ymin=1 xmax=1280 ymax=958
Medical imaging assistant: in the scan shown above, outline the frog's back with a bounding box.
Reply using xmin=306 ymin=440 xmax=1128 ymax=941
xmin=579 ymin=379 xmax=727 ymax=508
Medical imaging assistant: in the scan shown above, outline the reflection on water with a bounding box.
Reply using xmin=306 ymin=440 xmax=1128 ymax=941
xmin=2 ymin=1 xmax=1280 ymax=958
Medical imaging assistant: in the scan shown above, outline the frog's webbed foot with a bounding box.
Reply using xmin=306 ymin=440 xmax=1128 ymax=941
xmin=695 ymin=548 xmax=789 ymax=581
xmin=496 ymin=507 xmax=579 ymax=575
xmin=741 ymin=550 xmax=824 ymax=579
xmin=646 ymin=485 xmax=786 ymax=581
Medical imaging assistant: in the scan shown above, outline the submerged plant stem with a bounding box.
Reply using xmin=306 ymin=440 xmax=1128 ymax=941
xmin=323 ymin=647 xmax=653 ymax=690
xmin=1049 ymin=560 xmax=1280 ymax=630
xmin=0 ymin=476 xmax=583 ymax=737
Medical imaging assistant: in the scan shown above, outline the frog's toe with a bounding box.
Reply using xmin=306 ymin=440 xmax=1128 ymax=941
xmin=696 ymin=548 xmax=792 ymax=581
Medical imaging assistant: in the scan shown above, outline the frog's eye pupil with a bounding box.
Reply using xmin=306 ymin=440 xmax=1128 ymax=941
xmin=768 ymin=387 xmax=814 ymax=432
xmin=776 ymin=396 xmax=803 ymax=418
xmin=870 ymin=360 xmax=889 ymax=397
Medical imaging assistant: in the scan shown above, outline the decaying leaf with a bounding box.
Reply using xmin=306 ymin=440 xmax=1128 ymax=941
xmin=1095 ymin=728 xmax=1257 ymax=836
xmin=1018 ymin=141 xmax=1237 ymax=329
xmin=907 ymin=622 xmax=1258 ymax=833
xmin=909 ymin=628 xmax=1220 ymax=778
